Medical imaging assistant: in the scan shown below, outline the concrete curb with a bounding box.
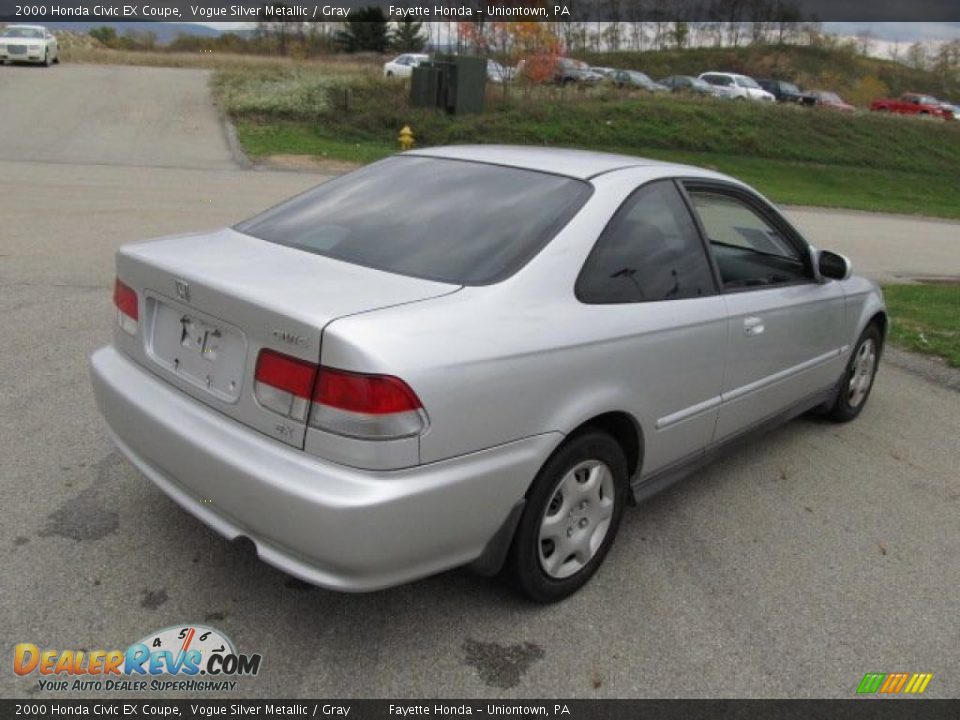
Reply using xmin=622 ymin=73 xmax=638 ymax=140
xmin=883 ymin=346 xmax=960 ymax=393
xmin=219 ymin=113 xmax=253 ymax=170
xmin=783 ymin=205 xmax=960 ymax=226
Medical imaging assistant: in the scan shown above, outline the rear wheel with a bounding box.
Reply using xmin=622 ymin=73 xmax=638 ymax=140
xmin=828 ymin=324 xmax=881 ymax=422
xmin=506 ymin=430 xmax=628 ymax=603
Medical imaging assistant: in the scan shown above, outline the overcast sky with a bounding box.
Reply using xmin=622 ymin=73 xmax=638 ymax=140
xmin=825 ymin=21 xmax=959 ymax=42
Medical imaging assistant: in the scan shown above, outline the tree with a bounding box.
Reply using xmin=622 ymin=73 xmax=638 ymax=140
xmin=89 ymin=26 xmax=117 ymax=46
xmin=847 ymin=75 xmax=888 ymax=107
xmin=773 ymin=0 xmax=801 ymax=45
xmin=335 ymin=7 xmax=389 ymax=53
xmin=459 ymin=22 xmax=562 ymax=97
xmin=391 ymin=19 xmax=426 ymax=52
xmin=672 ymin=21 xmax=689 ymax=49
xmin=905 ymin=41 xmax=928 ymax=71
xmin=931 ymin=39 xmax=960 ymax=87
xmin=888 ymin=40 xmax=901 ymax=62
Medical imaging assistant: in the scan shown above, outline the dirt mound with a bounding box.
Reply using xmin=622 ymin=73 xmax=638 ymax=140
xmin=54 ymin=30 xmax=107 ymax=52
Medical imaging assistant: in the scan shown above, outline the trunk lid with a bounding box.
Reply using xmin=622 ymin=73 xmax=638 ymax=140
xmin=115 ymin=227 xmax=458 ymax=447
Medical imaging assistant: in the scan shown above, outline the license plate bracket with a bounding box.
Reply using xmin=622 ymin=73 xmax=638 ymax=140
xmin=146 ymin=297 xmax=246 ymax=402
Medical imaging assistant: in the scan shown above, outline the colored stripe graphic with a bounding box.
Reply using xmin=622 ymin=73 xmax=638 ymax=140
xmin=913 ymin=674 xmax=934 ymax=694
xmin=858 ymin=672 xmax=933 ymax=694
xmin=857 ymin=673 xmax=886 ymax=694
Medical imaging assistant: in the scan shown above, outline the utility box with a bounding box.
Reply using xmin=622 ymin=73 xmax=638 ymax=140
xmin=443 ymin=56 xmax=486 ymax=115
xmin=410 ymin=64 xmax=443 ymax=108
xmin=410 ymin=56 xmax=486 ymax=115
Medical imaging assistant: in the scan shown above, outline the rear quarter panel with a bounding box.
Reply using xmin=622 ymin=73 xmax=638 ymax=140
xmin=320 ymin=167 xmax=738 ymax=474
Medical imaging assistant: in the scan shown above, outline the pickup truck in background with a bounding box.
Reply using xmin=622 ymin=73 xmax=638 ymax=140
xmin=870 ymin=93 xmax=954 ymax=120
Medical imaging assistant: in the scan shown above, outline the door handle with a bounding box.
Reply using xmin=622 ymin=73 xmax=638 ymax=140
xmin=743 ymin=316 xmax=765 ymax=337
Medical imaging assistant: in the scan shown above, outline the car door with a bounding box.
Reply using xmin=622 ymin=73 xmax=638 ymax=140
xmin=575 ymin=179 xmax=727 ymax=477
xmin=681 ymin=181 xmax=845 ymax=442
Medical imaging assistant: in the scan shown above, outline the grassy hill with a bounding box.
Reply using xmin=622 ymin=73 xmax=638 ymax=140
xmin=583 ymin=44 xmax=959 ymax=106
xmin=210 ymin=44 xmax=960 ymax=217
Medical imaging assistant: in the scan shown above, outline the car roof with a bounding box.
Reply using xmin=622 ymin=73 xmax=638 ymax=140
xmin=405 ymin=145 xmax=710 ymax=181
xmin=3 ymin=24 xmax=46 ymax=30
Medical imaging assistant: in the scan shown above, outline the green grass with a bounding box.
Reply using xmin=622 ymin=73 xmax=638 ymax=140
xmin=883 ymin=284 xmax=960 ymax=367
xmin=233 ymin=117 xmax=960 ymax=218
xmin=236 ymin=120 xmax=393 ymax=164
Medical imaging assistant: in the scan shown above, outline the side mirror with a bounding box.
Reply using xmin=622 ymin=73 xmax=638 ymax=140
xmin=817 ymin=249 xmax=852 ymax=281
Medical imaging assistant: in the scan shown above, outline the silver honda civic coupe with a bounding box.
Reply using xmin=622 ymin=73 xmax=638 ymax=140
xmin=90 ymin=146 xmax=885 ymax=602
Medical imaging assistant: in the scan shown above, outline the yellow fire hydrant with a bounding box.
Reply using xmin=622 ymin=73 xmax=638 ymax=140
xmin=398 ymin=125 xmax=415 ymax=151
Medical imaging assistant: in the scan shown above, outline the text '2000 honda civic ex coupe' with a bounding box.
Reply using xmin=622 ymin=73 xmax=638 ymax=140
xmin=91 ymin=146 xmax=885 ymax=602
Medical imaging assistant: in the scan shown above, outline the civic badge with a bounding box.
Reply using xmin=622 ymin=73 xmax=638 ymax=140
xmin=175 ymin=279 xmax=190 ymax=303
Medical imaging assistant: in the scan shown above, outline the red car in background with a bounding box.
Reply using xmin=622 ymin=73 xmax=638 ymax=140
xmin=810 ymin=91 xmax=856 ymax=112
xmin=870 ymin=93 xmax=954 ymax=119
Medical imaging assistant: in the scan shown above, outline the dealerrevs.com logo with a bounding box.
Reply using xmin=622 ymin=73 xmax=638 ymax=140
xmin=14 ymin=625 xmax=262 ymax=692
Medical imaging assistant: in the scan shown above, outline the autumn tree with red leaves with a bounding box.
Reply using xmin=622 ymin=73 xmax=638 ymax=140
xmin=459 ymin=21 xmax=564 ymax=97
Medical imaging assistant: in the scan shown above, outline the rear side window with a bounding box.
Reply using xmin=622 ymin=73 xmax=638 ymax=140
xmin=576 ymin=181 xmax=716 ymax=304
xmin=236 ymin=156 xmax=592 ymax=285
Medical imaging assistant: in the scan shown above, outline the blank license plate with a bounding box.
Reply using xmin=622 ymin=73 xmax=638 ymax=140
xmin=148 ymin=299 xmax=246 ymax=402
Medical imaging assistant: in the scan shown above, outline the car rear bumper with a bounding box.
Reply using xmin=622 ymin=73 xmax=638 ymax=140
xmin=90 ymin=345 xmax=558 ymax=591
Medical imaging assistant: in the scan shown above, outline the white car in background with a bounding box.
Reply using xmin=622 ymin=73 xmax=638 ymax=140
xmin=699 ymin=72 xmax=774 ymax=102
xmin=383 ymin=53 xmax=430 ymax=78
xmin=0 ymin=24 xmax=59 ymax=66
xmin=487 ymin=59 xmax=516 ymax=84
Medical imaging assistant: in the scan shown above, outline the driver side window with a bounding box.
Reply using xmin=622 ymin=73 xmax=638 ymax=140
xmin=687 ymin=189 xmax=810 ymax=289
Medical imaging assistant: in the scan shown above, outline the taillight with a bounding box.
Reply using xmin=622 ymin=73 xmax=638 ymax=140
xmin=254 ymin=349 xmax=317 ymax=422
xmin=113 ymin=278 xmax=138 ymax=335
xmin=309 ymin=368 xmax=426 ymax=440
xmin=253 ymin=350 xmax=428 ymax=440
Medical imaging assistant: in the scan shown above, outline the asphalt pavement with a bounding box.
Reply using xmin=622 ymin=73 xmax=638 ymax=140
xmin=1 ymin=63 xmax=958 ymax=699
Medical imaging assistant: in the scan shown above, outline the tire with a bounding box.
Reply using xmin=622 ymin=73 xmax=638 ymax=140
xmin=42 ymin=49 xmax=50 ymax=67
xmin=828 ymin=323 xmax=881 ymax=423
xmin=506 ymin=430 xmax=628 ymax=603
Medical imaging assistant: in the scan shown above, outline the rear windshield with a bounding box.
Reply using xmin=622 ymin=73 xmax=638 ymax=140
xmin=236 ymin=156 xmax=592 ymax=285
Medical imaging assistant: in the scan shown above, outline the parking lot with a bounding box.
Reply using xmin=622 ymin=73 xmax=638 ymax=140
xmin=2 ymin=64 xmax=959 ymax=698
